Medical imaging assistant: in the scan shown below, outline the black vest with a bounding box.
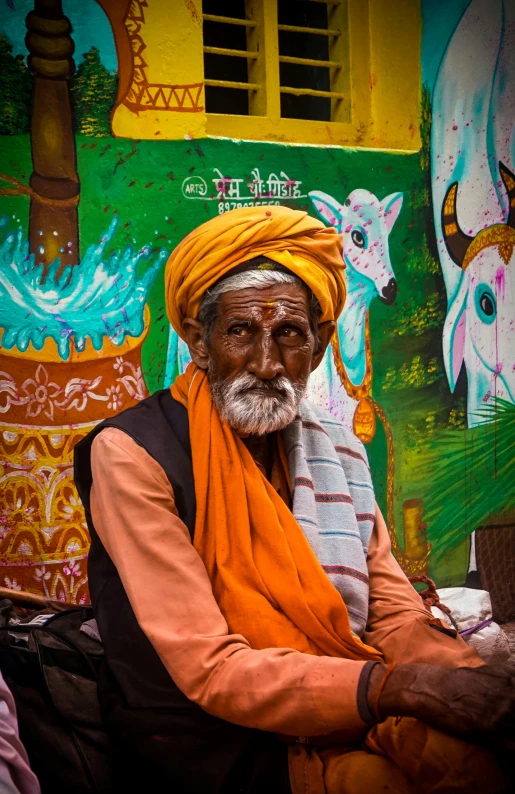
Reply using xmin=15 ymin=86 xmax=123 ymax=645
xmin=74 ymin=390 xmax=290 ymax=794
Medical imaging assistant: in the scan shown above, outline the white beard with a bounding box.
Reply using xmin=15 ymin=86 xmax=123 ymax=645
xmin=209 ymin=371 xmax=306 ymax=435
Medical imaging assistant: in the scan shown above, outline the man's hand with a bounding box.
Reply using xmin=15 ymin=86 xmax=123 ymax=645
xmin=367 ymin=662 xmax=515 ymax=751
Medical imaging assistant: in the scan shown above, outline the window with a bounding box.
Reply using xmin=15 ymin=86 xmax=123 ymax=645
xmin=200 ymin=0 xmax=421 ymax=150
xmin=202 ymin=0 xmax=349 ymax=123
xmin=203 ymin=0 xmax=251 ymax=115
xmin=277 ymin=0 xmax=349 ymax=124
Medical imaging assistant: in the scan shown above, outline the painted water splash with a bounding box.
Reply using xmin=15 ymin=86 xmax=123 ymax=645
xmin=0 ymin=217 xmax=167 ymax=359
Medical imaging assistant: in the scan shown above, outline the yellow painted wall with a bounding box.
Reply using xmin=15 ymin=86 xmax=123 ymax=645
xmin=110 ymin=0 xmax=421 ymax=152
xmin=112 ymin=0 xmax=207 ymax=140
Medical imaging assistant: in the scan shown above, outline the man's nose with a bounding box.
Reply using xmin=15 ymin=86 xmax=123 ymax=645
xmin=247 ymin=334 xmax=284 ymax=380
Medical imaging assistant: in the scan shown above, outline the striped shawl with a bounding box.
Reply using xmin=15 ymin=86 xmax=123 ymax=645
xmin=282 ymin=400 xmax=375 ymax=637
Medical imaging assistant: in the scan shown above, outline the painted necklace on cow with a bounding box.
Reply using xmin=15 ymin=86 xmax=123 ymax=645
xmin=330 ymin=316 xmax=376 ymax=444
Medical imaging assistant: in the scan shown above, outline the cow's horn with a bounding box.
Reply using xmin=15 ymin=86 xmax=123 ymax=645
xmin=499 ymin=161 xmax=515 ymax=229
xmin=441 ymin=182 xmax=474 ymax=267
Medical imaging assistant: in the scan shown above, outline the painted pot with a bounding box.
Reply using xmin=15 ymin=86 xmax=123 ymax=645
xmin=0 ymin=312 xmax=149 ymax=603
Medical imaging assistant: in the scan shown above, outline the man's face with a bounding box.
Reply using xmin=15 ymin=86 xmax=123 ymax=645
xmin=210 ymin=282 xmax=317 ymax=385
xmin=187 ymin=282 xmax=331 ymax=435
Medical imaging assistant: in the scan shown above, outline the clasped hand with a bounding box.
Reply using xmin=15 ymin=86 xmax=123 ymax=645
xmin=368 ymin=662 xmax=515 ymax=752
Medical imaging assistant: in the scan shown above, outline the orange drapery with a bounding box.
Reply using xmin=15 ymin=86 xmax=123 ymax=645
xmin=172 ymin=364 xmax=381 ymax=662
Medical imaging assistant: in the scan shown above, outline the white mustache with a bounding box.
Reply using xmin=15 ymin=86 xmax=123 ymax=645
xmin=229 ymin=373 xmax=296 ymax=397
xmin=210 ymin=371 xmax=305 ymax=435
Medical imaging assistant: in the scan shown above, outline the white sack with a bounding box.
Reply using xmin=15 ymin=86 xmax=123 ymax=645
xmin=431 ymin=587 xmax=510 ymax=664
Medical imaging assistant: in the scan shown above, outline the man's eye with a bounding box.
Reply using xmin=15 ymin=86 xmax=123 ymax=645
xmin=229 ymin=325 xmax=251 ymax=337
xmin=278 ymin=327 xmax=302 ymax=339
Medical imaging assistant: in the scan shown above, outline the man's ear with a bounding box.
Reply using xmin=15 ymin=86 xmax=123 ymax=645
xmin=311 ymin=320 xmax=335 ymax=372
xmin=182 ymin=318 xmax=210 ymax=370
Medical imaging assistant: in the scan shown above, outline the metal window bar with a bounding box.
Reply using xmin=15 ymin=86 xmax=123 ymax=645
xmin=205 ymin=79 xmax=260 ymax=91
xmin=279 ymin=55 xmax=341 ymax=69
xmin=277 ymin=24 xmax=340 ymax=37
xmin=204 ymin=46 xmax=258 ymax=59
xmin=202 ymin=14 xmax=257 ymax=27
xmin=203 ymin=2 xmax=346 ymax=118
xmin=203 ymin=8 xmax=262 ymax=115
xmin=280 ymin=86 xmax=344 ymax=99
xmin=277 ymin=0 xmax=349 ymax=121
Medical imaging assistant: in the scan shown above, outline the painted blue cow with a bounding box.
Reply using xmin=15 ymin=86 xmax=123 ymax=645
xmin=306 ymin=188 xmax=403 ymax=430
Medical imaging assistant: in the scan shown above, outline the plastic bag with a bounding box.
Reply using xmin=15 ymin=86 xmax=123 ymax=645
xmin=431 ymin=587 xmax=510 ymax=664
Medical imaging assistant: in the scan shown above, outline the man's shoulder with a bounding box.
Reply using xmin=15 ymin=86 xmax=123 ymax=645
xmin=97 ymin=390 xmax=187 ymax=439
xmin=92 ymin=426 xmax=139 ymax=455
xmin=83 ymin=389 xmax=190 ymax=469
xmin=300 ymin=400 xmax=369 ymax=462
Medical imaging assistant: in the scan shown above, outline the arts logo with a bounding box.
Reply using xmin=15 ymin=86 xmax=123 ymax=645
xmin=181 ymin=176 xmax=208 ymax=198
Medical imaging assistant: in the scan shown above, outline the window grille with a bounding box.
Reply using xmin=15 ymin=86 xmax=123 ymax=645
xmin=200 ymin=0 xmax=420 ymax=151
xmin=202 ymin=0 xmax=348 ymax=123
xmin=202 ymin=0 xmax=257 ymax=116
xmin=278 ymin=0 xmax=348 ymax=123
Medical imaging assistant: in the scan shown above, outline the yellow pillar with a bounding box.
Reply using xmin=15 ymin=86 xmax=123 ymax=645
xmin=366 ymin=0 xmax=422 ymax=150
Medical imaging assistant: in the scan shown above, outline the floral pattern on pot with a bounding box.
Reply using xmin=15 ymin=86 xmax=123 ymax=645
xmin=0 ymin=330 xmax=149 ymax=603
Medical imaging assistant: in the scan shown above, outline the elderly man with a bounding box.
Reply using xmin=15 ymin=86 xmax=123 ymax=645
xmin=74 ymin=207 xmax=513 ymax=794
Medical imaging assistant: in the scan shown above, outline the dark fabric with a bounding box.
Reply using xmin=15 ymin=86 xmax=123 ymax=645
xmin=0 ymin=605 xmax=113 ymax=794
xmin=74 ymin=390 xmax=291 ymax=794
xmin=356 ymin=661 xmax=380 ymax=726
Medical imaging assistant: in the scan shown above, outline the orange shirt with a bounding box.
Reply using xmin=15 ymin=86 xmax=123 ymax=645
xmin=90 ymin=427 xmax=482 ymax=738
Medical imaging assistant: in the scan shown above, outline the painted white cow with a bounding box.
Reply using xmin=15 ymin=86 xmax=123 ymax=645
xmin=439 ymin=167 xmax=515 ymax=579
xmin=441 ymin=165 xmax=515 ymax=417
xmin=306 ymin=189 xmax=403 ymax=431
xmin=431 ymin=0 xmax=515 ymax=576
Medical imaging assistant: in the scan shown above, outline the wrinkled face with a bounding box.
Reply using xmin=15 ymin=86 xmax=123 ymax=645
xmin=189 ymin=283 xmax=331 ymax=435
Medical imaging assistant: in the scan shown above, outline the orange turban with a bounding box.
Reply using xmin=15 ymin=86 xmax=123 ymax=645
xmin=164 ymin=205 xmax=345 ymax=339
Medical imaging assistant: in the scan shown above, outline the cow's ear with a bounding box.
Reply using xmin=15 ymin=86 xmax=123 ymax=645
xmin=308 ymin=191 xmax=344 ymax=229
xmin=443 ymin=270 xmax=469 ymax=391
xmin=382 ymin=192 xmax=403 ymax=232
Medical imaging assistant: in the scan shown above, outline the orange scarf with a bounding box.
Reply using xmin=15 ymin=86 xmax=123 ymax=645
xmin=172 ymin=364 xmax=381 ymax=662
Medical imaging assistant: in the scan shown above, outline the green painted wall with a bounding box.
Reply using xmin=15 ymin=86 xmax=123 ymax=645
xmin=1 ymin=133 xmax=468 ymax=583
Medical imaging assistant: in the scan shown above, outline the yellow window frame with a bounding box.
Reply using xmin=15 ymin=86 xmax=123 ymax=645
xmin=204 ymin=0 xmax=422 ymax=152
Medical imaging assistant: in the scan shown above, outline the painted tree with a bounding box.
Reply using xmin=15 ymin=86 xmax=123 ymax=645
xmin=72 ymin=47 xmax=117 ymax=137
xmin=0 ymin=35 xmax=33 ymax=135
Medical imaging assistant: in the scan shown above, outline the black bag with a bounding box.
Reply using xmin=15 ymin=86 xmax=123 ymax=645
xmin=0 ymin=601 xmax=113 ymax=794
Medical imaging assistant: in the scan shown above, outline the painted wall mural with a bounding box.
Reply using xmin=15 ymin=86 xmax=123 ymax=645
xmin=306 ymin=187 xmax=403 ymax=441
xmin=424 ymin=0 xmax=515 ymax=616
xmin=0 ymin=0 xmax=163 ymax=600
xmin=0 ymin=0 xmax=513 ymax=620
